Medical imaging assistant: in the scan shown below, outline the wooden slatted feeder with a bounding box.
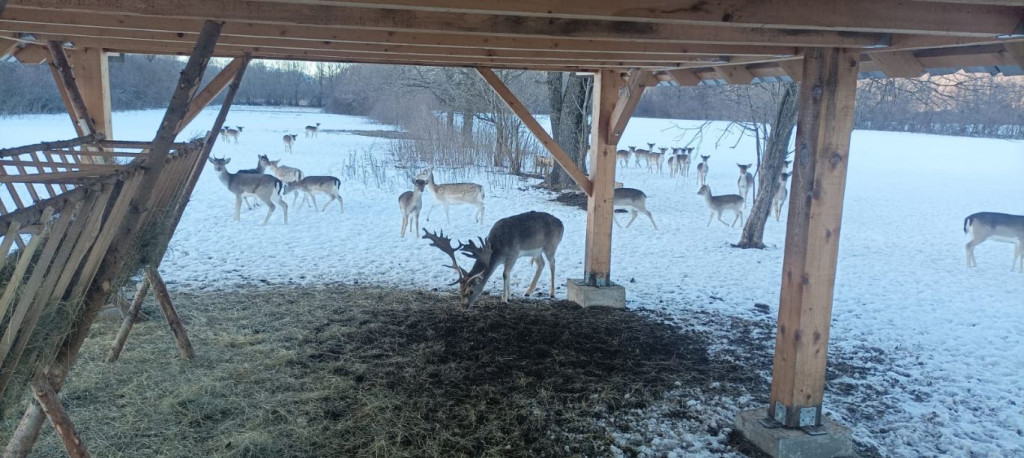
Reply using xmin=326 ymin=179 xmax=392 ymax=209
xmin=0 ymin=0 xmax=1022 ymax=456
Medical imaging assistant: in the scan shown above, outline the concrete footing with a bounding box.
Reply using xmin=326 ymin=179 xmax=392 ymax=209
xmin=566 ymin=279 xmax=625 ymax=308
xmin=734 ymin=409 xmax=854 ymax=458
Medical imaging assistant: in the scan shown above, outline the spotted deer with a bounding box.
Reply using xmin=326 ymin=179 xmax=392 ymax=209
xmin=285 ymin=176 xmax=343 ymax=212
xmin=696 ymin=155 xmax=710 ymax=186
xmin=613 ymin=187 xmax=658 ymax=229
xmin=398 ymin=179 xmax=427 ymax=238
xmin=697 ymin=184 xmax=744 ymax=227
xmin=737 ymin=163 xmax=754 ymax=206
xmin=773 ymin=172 xmax=790 ymax=222
xmin=423 ymin=211 xmax=564 ymax=307
xmin=259 ymin=155 xmax=304 ymax=184
xmin=283 ymin=134 xmax=298 ymax=154
xmin=305 ymin=122 xmax=320 ymax=138
xmin=964 ymin=212 xmax=1024 ymax=272
xmin=422 ymin=168 xmax=485 ymax=224
xmin=208 ymin=157 xmax=287 ymax=225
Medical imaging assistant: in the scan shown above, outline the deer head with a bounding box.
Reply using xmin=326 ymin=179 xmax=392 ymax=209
xmin=208 ymin=156 xmax=231 ymax=172
xmin=423 ymin=229 xmax=493 ymax=308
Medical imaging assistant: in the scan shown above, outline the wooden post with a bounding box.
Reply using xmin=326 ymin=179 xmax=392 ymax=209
xmin=46 ymin=42 xmax=97 ymax=138
xmin=105 ymin=279 xmax=149 ymax=362
xmin=67 ymin=48 xmax=112 ymax=140
xmin=583 ymin=70 xmax=620 ymax=286
xmin=768 ymin=47 xmax=858 ymax=429
xmin=31 ymin=376 xmax=90 ymax=458
xmin=146 ymin=267 xmax=194 ymax=359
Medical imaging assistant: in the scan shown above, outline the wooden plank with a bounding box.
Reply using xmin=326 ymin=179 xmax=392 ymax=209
xmin=66 ymin=47 xmax=112 ymax=139
xmin=11 ymin=43 xmax=47 ymax=64
xmin=3 ymin=2 xmax=887 ymax=48
xmin=146 ymin=267 xmax=194 ymax=359
xmin=31 ymin=376 xmax=90 ymax=458
xmin=0 ymin=207 xmax=54 ymax=324
xmin=1002 ymin=41 xmax=1024 ymax=69
xmin=105 ymin=277 xmax=149 ymax=362
xmin=48 ymin=185 xmax=112 ymax=303
xmin=666 ymin=69 xmax=701 ymax=86
xmin=778 ymin=59 xmax=804 ymax=82
xmin=583 ymin=69 xmax=619 ymax=286
xmin=0 ymin=134 xmax=102 ymax=158
xmin=714 ymin=64 xmax=756 ymax=85
xmin=769 ymin=47 xmax=859 ymax=428
xmin=476 ymin=67 xmax=593 ymax=195
xmin=1 ymin=38 xmax=18 ymax=58
xmin=46 ymin=41 xmax=97 ymax=137
xmin=0 ymin=170 xmax=121 ymax=183
xmin=607 ymin=70 xmax=655 ymax=144
xmin=869 ymin=51 xmax=926 ymax=78
xmin=0 ymin=160 xmax=107 ymax=170
xmin=0 ymin=165 xmax=26 ymax=210
xmin=32 ymin=151 xmax=60 ymax=197
xmin=177 ymin=57 xmax=243 ymax=131
xmin=0 ymin=221 xmax=22 ymax=268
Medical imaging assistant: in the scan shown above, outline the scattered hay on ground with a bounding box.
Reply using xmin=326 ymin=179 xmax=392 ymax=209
xmin=7 ymin=284 xmax=767 ymax=457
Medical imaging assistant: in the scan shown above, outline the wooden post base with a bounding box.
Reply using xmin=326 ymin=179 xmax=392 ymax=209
xmin=31 ymin=376 xmax=90 ymax=458
xmin=146 ymin=267 xmax=194 ymax=360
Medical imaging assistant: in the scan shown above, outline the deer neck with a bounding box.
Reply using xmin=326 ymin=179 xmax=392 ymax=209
xmin=216 ymin=169 xmax=233 ymax=189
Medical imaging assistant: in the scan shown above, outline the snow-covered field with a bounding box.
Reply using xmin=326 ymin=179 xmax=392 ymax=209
xmin=2 ymin=106 xmax=1023 ymax=456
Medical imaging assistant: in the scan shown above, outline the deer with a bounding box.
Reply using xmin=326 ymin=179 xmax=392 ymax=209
xmin=964 ymin=212 xmax=1024 ymax=272
xmin=283 ymin=134 xmax=298 ymax=153
xmin=696 ymin=155 xmax=711 ymax=186
xmin=423 ymin=211 xmax=564 ymax=307
xmin=236 ymin=156 xmax=268 ymax=210
xmin=422 ymin=168 xmax=485 ymax=224
xmin=697 ymin=184 xmax=744 ymax=228
xmin=534 ymin=156 xmax=554 ymax=176
xmin=398 ymin=179 xmax=427 ymax=238
xmin=616 ymin=148 xmax=631 ymax=167
xmin=613 ymin=187 xmax=658 ymax=229
xmin=305 ymin=122 xmax=320 ymax=138
xmin=259 ymin=155 xmax=304 ymax=184
xmin=285 ymin=176 xmax=343 ymax=213
xmin=682 ymin=147 xmax=694 ymax=177
xmin=221 ymin=126 xmax=242 ymax=144
xmin=737 ymin=163 xmax=754 ymax=206
xmin=631 ymin=145 xmax=650 ymax=169
xmin=208 ymin=157 xmax=288 ymax=225
xmin=647 ymin=147 xmax=665 ymax=174
xmin=772 ymin=172 xmax=790 ymax=222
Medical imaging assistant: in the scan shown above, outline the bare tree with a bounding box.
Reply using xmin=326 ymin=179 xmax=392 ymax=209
xmin=545 ymin=72 xmax=592 ymax=189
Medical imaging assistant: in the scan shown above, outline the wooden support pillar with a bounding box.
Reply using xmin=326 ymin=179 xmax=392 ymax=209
xmin=583 ymin=70 xmax=621 ymax=286
xmin=768 ymin=47 xmax=858 ymax=429
xmin=67 ymin=48 xmax=112 ymax=140
xmin=46 ymin=43 xmax=98 ymax=138
xmin=145 ymin=267 xmax=194 ymax=359
xmin=31 ymin=376 xmax=90 ymax=458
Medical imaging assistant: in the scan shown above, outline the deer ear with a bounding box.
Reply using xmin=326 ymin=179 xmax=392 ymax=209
xmin=224 ymin=158 xmax=231 ymax=164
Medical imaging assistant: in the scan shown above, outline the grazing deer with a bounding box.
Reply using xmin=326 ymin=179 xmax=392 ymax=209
xmin=697 ymin=185 xmax=744 ymax=227
xmin=283 ymin=134 xmax=298 ymax=153
xmin=305 ymin=122 xmax=320 ymax=138
xmin=259 ymin=155 xmax=304 ymax=184
xmin=964 ymin=212 xmax=1024 ymax=272
xmin=737 ymin=163 xmax=754 ymax=206
xmin=285 ymin=176 xmax=343 ymax=212
xmin=696 ymin=155 xmax=710 ymax=186
xmin=220 ymin=126 xmax=242 ymax=144
xmin=208 ymin=157 xmax=287 ymax=225
xmin=399 ymin=179 xmax=427 ymax=238
xmin=422 ymin=168 xmax=485 ymax=224
xmin=613 ymin=187 xmax=658 ymax=229
xmin=772 ymin=172 xmax=790 ymax=222
xmin=423 ymin=211 xmax=564 ymax=307
xmin=534 ymin=156 xmax=554 ymax=176
xmin=616 ymin=148 xmax=631 ymax=167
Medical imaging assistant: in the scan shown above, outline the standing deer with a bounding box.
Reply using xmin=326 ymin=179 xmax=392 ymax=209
xmin=613 ymin=188 xmax=658 ymax=229
xmin=221 ymin=126 xmax=242 ymax=144
xmin=283 ymin=134 xmax=298 ymax=154
xmin=422 ymin=168 xmax=485 ymax=224
xmin=667 ymin=151 xmax=679 ymax=178
xmin=697 ymin=184 xmax=744 ymax=227
xmin=773 ymin=172 xmax=790 ymax=222
xmin=682 ymin=147 xmax=695 ymax=177
xmin=632 ymin=145 xmax=650 ymax=169
xmin=616 ymin=148 xmax=631 ymax=167
xmin=285 ymin=176 xmax=343 ymax=212
xmin=259 ymin=155 xmax=304 ymax=183
xmin=964 ymin=212 xmax=1024 ymax=272
xmin=696 ymin=155 xmax=711 ymax=186
xmin=208 ymin=157 xmax=288 ymax=225
xmin=305 ymin=122 xmax=320 ymax=138
xmin=534 ymin=156 xmax=554 ymax=176
xmin=423 ymin=211 xmax=564 ymax=307
xmin=398 ymin=179 xmax=427 ymax=238
xmin=236 ymin=156 xmax=267 ymax=210
xmin=737 ymin=163 xmax=754 ymax=206
xmin=647 ymin=147 xmax=665 ymax=174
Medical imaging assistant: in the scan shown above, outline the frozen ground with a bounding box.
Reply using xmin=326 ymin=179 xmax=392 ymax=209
xmin=2 ymin=106 xmax=1023 ymax=456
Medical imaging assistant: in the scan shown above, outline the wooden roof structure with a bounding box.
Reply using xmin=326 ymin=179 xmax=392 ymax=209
xmin=2 ymin=0 xmax=1024 ymax=82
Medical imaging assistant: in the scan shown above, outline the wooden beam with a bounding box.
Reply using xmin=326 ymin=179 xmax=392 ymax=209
xmin=607 ymin=70 xmax=654 ymax=144
xmin=476 ymin=67 xmax=593 ymax=195
xmin=46 ymin=42 xmax=97 ymax=137
xmin=715 ymin=64 xmax=756 ymax=85
xmin=66 ymin=48 xmax=111 ymax=139
xmin=778 ymin=59 xmax=804 ymax=82
xmin=666 ymin=69 xmax=701 ymax=86
xmin=31 ymin=376 xmax=89 ymax=458
xmin=1002 ymin=41 xmax=1024 ymax=68
xmin=1 ymin=38 xmax=17 ymax=58
xmin=145 ymin=267 xmax=194 ymax=359
xmin=178 ymin=56 xmax=244 ymax=133
xmin=769 ymin=47 xmax=858 ymax=429
xmin=583 ymin=69 xmax=619 ymax=287
xmin=869 ymin=51 xmax=926 ymax=78
xmin=11 ymin=43 xmax=46 ymax=63
xmin=3 ymin=2 xmax=888 ymax=48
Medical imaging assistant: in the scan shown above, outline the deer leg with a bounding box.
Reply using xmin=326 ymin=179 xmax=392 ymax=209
xmin=548 ymin=252 xmax=556 ymax=298
xmin=262 ymin=199 xmax=276 ymax=225
xmin=644 ymin=210 xmax=658 ymax=230
xmin=477 ymin=203 xmax=484 ymax=223
xmin=717 ymin=211 xmax=730 ymax=227
xmin=401 ymin=213 xmax=408 ymax=237
xmin=613 ymin=214 xmax=624 ymax=228
xmin=413 ymin=211 xmax=419 ymax=235
xmin=526 ymin=256 xmax=544 ymax=296
xmin=234 ymin=195 xmax=243 ymax=221
xmin=966 ymin=241 xmax=977 ymax=267
xmin=502 ymin=262 xmax=514 ymax=303
xmin=733 ymin=210 xmax=744 ymax=227
xmin=444 ymin=203 xmax=451 ymax=225
xmin=707 ymin=211 xmax=714 ymax=227
xmin=292 ymin=192 xmax=300 ymax=207
xmin=626 ymin=210 xmax=639 ymax=228
xmin=321 ymin=195 xmax=336 ymax=213
xmin=309 ymin=193 xmax=318 ymax=210
xmin=425 ymin=203 xmax=438 ymax=221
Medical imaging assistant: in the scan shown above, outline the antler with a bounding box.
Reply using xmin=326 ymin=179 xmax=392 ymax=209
xmin=461 ymin=237 xmax=492 ymax=261
xmin=422 ymin=228 xmax=468 ymax=282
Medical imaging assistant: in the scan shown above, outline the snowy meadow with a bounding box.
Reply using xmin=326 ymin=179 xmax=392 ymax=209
xmin=1 ymin=106 xmax=1022 ymax=456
